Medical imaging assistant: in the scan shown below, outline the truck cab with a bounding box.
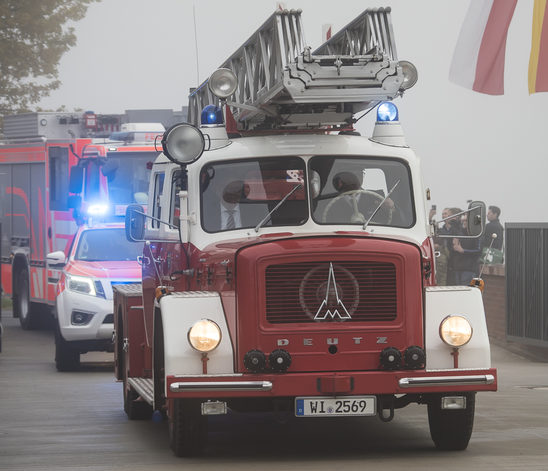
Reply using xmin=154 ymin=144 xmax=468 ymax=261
xmin=118 ymin=101 xmax=495 ymax=456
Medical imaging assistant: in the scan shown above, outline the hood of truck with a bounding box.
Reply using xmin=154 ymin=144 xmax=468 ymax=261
xmin=233 ymin=235 xmax=424 ymax=373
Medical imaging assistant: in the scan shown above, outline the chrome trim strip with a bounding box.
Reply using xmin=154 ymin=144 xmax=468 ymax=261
xmin=399 ymin=374 xmax=495 ymax=388
xmin=170 ymin=381 xmax=273 ymax=392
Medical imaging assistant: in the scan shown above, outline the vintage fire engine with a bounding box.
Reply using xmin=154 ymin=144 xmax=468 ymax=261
xmin=114 ymin=8 xmax=497 ymax=456
xmin=0 ymin=111 xmax=162 ymax=328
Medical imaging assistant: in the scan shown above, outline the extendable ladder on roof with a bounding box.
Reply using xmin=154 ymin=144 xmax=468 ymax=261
xmin=188 ymin=7 xmax=409 ymax=130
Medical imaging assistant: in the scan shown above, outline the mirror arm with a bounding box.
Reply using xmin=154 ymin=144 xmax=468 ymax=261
xmin=131 ymin=209 xmax=178 ymax=230
xmin=434 ymin=206 xmax=481 ymax=226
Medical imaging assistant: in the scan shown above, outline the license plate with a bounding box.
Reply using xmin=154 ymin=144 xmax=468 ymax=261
xmin=295 ymin=396 xmax=376 ymax=417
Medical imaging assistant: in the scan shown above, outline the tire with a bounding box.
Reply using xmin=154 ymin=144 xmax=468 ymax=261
xmin=54 ymin=325 xmax=80 ymax=372
xmin=123 ymin=382 xmax=153 ymax=420
xmin=169 ymin=399 xmax=208 ymax=457
xmin=427 ymin=392 xmax=476 ymax=451
xmin=15 ymin=269 xmax=36 ymax=330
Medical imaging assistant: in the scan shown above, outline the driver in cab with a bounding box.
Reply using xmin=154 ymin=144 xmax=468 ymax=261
xmin=323 ymin=171 xmax=394 ymax=225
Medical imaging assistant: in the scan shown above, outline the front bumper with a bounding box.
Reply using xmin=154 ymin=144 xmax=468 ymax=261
xmin=57 ymin=290 xmax=114 ymax=342
xmin=166 ymin=368 xmax=497 ymax=399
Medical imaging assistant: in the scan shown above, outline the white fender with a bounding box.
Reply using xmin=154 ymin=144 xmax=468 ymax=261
xmin=424 ymin=286 xmax=491 ymax=370
xmin=158 ymin=291 xmax=235 ymax=377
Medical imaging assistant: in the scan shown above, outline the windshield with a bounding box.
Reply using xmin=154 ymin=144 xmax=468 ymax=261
xmin=104 ymin=152 xmax=157 ymax=205
xmin=200 ymin=157 xmax=307 ymax=232
xmin=75 ymin=228 xmax=143 ymax=261
xmin=309 ymin=156 xmax=415 ymax=228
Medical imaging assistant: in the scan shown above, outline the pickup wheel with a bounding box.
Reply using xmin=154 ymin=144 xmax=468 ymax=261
xmin=427 ymin=392 xmax=476 ymax=450
xmin=169 ymin=399 xmax=207 ymax=457
xmin=54 ymin=325 xmax=80 ymax=372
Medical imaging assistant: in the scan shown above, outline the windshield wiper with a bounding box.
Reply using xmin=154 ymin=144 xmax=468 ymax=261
xmin=255 ymin=183 xmax=303 ymax=232
xmin=362 ymin=179 xmax=400 ymax=231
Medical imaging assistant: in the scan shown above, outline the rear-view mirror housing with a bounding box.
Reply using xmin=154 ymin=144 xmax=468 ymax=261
xmin=125 ymin=204 xmax=146 ymax=242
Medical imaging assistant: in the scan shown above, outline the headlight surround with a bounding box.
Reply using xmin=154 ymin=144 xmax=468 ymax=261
xmin=66 ymin=274 xmax=96 ymax=296
xmin=188 ymin=319 xmax=222 ymax=352
xmin=439 ymin=315 xmax=473 ymax=347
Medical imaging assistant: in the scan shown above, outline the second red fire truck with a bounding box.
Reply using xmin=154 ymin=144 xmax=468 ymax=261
xmin=0 ymin=111 xmax=163 ymax=329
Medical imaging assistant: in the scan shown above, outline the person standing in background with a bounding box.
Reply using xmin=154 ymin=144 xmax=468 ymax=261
xmin=483 ymin=205 xmax=504 ymax=250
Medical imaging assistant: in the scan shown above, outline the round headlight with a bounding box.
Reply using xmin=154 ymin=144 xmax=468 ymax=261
xmin=208 ymin=68 xmax=238 ymax=99
xmin=398 ymin=60 xmax=418 ymax=90
xmin=188 ymin=319 xmax=222 ymax=352
xmin=439 ymin=315 xmax=473 ymax=347
xmin=161 ymin=123 xmax=205 ymax=165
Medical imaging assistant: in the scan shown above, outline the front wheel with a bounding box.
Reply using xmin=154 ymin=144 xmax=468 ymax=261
xmin=169 ymin=399 xmax=208 ymax=457
xmin=124 ymin=382 xmax=153 ymax=420
xmin=427 ymin=392 xmax=476 ymax=450
xmin=54 ymin=325 xmax=80 ymax=372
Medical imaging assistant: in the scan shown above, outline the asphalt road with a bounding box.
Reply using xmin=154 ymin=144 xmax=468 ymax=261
xmin=1 ymin=311 xmax=547 ymax=471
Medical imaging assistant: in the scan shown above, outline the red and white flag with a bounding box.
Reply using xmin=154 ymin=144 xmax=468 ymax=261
xmin=449 ymin=0 xmax=517 ymax=95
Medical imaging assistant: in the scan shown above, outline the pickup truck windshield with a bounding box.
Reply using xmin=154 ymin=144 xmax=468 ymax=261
xmin=200 ymin=157 xmax=307 ymax=233
xmin=75 ymin=229 xmax=143 ymax=261
xmin=309 ymin=156 xmax=415 ymax=228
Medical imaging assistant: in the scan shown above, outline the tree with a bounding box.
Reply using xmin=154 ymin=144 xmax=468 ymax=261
xmin=0 ymin=0 xmax=99 ymax=118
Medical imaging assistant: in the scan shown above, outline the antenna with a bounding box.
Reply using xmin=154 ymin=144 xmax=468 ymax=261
xmin=193 ymin=4 xmax=200 ymax=84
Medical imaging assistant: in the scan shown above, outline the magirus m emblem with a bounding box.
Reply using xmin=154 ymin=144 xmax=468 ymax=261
xmin=314 ymin=263 xmax=352 ymax=320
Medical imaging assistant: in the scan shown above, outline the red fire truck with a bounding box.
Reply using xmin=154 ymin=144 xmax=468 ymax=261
xmin=114 ymin=8 xmax=497 ymax=456
xmin=0 ymin=111 xmax=162 ymax=328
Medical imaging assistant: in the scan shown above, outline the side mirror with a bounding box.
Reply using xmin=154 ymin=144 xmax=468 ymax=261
xmin=69 ymin=166 xmax=84 ymax=194
xmin=125 ymin=204 xmax=146 ymax=242
xmin=466 ymin=200 xmax=486 ymax=237
xmin=46 ymin=251 xmax=66 ymax=269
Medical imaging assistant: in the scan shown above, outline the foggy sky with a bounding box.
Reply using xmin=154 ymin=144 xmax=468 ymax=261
xmin=37 ymin=0 xmax=548 ymax=224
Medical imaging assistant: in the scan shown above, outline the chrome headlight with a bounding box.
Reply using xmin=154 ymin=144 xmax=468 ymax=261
xmin=66 ymin=274 xmax=96 ymax=296
xmin=188 ymin=319 xmax=222 ymax=352
xmin=161 ymin=123 xmax=205 ymax=165
xmin=66 ymin=274 xmax=105 ymax=298
xmin=398 ymin=60 xmax=418 ymax=90
xmin=439 ymin=315 xmax=473 ymax=347
xmin=208 ymin=68 xmax=237 ymax=99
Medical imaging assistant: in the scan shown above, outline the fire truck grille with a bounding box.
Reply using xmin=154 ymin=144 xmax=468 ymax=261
xmin=265 ymin=261 xmax=397 ymax=324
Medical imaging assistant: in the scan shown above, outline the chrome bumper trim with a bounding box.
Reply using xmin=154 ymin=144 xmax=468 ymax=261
xmin=399 ymin=374 xmax=495 ymax=388
xmin=170 ymin=381 xmax=273 ymax=392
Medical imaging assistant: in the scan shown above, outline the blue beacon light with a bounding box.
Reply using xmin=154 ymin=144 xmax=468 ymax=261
xmin=87 ymin=203 xmax=109 ymax=216
xmin=376 ymin=102 xmax=399 ymax=122
xmin=201 ymin=105 xmax=224 ymax=125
